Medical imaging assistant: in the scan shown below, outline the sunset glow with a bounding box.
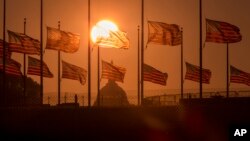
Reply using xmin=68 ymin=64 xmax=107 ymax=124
xmin=91 ymin=20 xmax=118 ymax=43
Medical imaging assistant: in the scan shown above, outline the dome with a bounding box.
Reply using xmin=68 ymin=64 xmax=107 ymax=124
xmin=94 ymin=80 xmax=130 ymax=107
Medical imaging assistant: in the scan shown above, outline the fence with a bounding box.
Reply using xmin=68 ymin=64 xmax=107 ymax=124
xmin=143 ymin=90 xmax=250 ymax=106
xmin=41 ymin=90 xmax=250 ymax=107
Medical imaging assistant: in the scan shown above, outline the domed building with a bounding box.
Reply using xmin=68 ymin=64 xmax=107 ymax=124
xmin=94 ymin=80 xmax=130 ymax=107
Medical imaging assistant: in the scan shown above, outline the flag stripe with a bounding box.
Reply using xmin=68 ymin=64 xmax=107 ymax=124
xmin=27 ymin=56 xmax=53 ymax=78
xmin=143 ymin=63 xmax=168 ymax=86
xmin=62 ymin=60 xmax=87 ymax=85
xmin=101 ymin=60 xmax=126 ymax=82
xmin=206 ymin=19 xmax=242 ymax=43
xmin=185 ymin=62 xmax=211 ymax=84
xmin=148 ymin=21 xmax=181 ymax=46
xmin=230 ymin=66 xmax=250 ymax=86
xmin=0 ymin=58 xmax=22 ymax=76
xmin=8 ymin=30 xmax=40 ymax=55
xmin=95 ymin=28 xmax=129 ymax=49
xmin=46 ymin=27 xmax=80 ymax=53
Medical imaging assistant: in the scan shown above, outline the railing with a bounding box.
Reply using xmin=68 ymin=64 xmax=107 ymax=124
xmin=2 ymin=90 xmax=249 ymax=107
xmin=143 ymin=90 xmax=250 ymax=106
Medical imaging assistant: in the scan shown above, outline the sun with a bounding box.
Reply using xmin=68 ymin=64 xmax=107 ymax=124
xmin=91 ymin=20 xmax=118 ymax=43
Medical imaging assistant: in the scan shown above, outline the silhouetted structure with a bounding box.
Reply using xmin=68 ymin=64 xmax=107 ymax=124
xmin=0 ymin=72 xmax=40 ymax=106
xmin=94 ymin=80 xmax=129 ymax=107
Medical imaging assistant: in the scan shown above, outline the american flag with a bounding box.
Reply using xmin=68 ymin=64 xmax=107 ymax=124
xmin=46 ymin=27 xmax=80 ymax=53
xmin=8 ymin=30 xmax=40 ymax=55
xmin=206 ymin=19 xmax=242 ymax=43
xmin=230 ymin=66 xmax=250 ymax=86
xmin=96 ymin=30 xmax=130 ymax=49
xmin=62 ymin=61 xmax=87 ymax=85
xmin=101 ymin=60 xmax=126 ymax=83
xmin=0 ymin=39 xmax=11 ymax=59
xmin=0 ymin=58 xmax=22 ymax=76
xmin=143 ymin=63 xmax=168 ymax=86
xmin=27 ymin=56 xmax=53 ymax=78
xmin=147 ymin=21 xmax=181 ymax=46
xmin=185 ymin=62 xmax=211 ymax=84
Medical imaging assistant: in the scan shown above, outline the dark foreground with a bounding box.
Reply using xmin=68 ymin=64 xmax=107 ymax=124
xmin=1 ymin=98 xmax=250 ymax=141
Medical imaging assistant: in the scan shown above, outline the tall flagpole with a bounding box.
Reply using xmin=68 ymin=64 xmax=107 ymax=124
xmin=181 ymin=28 xmax=184 ymax=99
xmin=97 ymin=46 xmax=100 ymax=107
xmin=58 ymin=21 xmax=61 ymax=105
xmin=23 ymin=18 xmax=27 ymax=102
xmin=226 ymin=42 xmax=229 ymax=98
xmin=40 ymin=0 xmax=44 ymax=105
xmin=2 ymin=0 xmax=6 ymax=105
xmin=137 ymin=25 xmax=141 ymax=105
xmin=88 ymin=0 xmax=91 ymax=107
xmin=141 ymin=0 xmax=144 ymax=105
xmin=199 ymin=0 xmax=203 ymax=98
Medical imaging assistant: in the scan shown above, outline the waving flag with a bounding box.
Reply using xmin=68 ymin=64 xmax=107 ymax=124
xmin=95 ymin=30 xmax=130 ymax=49
xmin=206 ymin=19 xmax=242 ymax=43
xmin=101 ymin=60 xmax=126 ymax=83
xmin=62 ymin=61 xmax=87 ymax=85
xmin=0 ymin=39 xmax=11 ymax=59
xmin=8 ymin=30 xmax=40 ymax=55
xmin=147 ymin=21 xmax=181 ymax=46
xmin=230 ymin=66 xmax=250 ymax=86
xmin=46 ymin=27 xmax=80 ymax=53
xmin=0 ymin=58 xmax=22 ymax=76
xmin=27 ymin=56 xmax=53 ymax=78
xmin=143 ymin=64 xmax=168 ymax=86
xmin=185 ymin=62 xmax=211 ymax=84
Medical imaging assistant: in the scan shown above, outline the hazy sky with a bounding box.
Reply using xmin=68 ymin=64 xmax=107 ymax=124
xmin=1 ymin=0 xmax=250 ymax=98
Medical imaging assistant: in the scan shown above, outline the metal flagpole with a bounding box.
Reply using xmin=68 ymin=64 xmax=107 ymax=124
xmin=97 ymin=46 xmax=100 ymax=107
xmin=40 ymin=0 xmax=44 ymax=105
xmin=181 ymin=28 xmax=184 ymax=99
xmin=137 ymin=25 xmax=141 ymax=106
xmin=141 ymin=0 xmax=144 ymax=105
xmin=58 ymin=21 xmax=61 ymax=105
xmin=88 ymin=0 xmax=91 ymax=107
xmin=2 ymin=0 xmax=6 ymax=105
xmin=23 ymin=18 xmax=27 ymax=103
xmin=226 ymin=42 xmax=229 ymax=98
xmin=199 ymin=0 xmax=203 ymax=99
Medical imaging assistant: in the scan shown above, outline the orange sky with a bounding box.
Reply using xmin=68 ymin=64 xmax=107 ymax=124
xmin=0 ymin=0 xmax=250 ymax=99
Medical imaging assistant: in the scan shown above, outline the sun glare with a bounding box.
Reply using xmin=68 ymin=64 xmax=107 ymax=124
xmin=91 ymin=20 xmax=118 ymax=43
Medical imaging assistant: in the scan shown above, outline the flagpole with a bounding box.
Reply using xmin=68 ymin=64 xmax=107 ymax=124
xmin=23 ymin=18 xmax=27 ymax=104
xmin=137 ymin=25 xmax=141 ymax=105
xmin=58 ymin=21 xmax=61 ymax=105
xmin=88 ymin=0 xmax=91 ymax=107
xmin=141 ymin=0 xmax=144 ymax=105
xmin=2 ymin=0 xmax=6 ymax=106
xmin=199 ymin=0 xmax=203 ymax=98
xmin=226 ymin=42 xmax=229 ymax=98
xmin=97 ymin=46 xmax=100 ymax=107
xmin=181 ymin=27 xmax=184 ymax=99
xmin=40 ymin=0 xmax=44 ymax=105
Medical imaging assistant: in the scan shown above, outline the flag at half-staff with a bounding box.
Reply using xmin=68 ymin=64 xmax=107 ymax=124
xmin=185 ymin=62 xmax=212 ymax=84
xmin=92 ymin=21 xmax=130 ymax=49
xmin=143 ymin=63 xmax=168 ymax=86
xmin=46 ymin=27 xmax=80 ymax=53
xmin=0 ymin=39 xmax=11 ymax=59
xmin=101 ymin=60 xmax=126 ymax=83
xmin=7 ymin=30 xmax=40 ymax=55
xmin=0 ymin=58 xmax=22 ymax=76
xmin=62 ymin=60 xmax=87 ymax=85
xmin=95 ymin=30 xmax=129 ymax=49
xmin=230 ymin=66 xmax=250 ymax=86
xmin=147 ymin=21 xmax=181 ymax=46
xmin=27 ymin=56 xmax=53 ymax=78
xmin=206 ymin=19 xmax=242 ymax=43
